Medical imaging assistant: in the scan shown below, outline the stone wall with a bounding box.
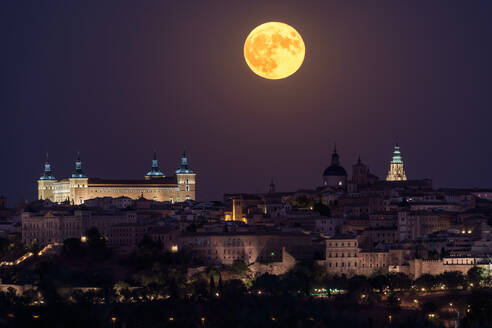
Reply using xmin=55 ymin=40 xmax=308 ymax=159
xmin=396 ymin=259 xmax=490 ymax=279
xmin=249 ymin=247 xmax=296 ymax=276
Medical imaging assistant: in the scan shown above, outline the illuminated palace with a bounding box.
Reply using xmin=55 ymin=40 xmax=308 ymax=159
xmin=37 ymin=152 xmax=196 ymax=205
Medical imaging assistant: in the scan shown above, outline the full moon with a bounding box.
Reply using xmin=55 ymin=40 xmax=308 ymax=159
xmin=244 ymin=22 xmax=305 ymax=80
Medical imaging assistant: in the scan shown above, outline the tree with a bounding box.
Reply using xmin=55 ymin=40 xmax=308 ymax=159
xmin=137 ymin=234 xmax=162 ymax=261
xmin=346 ymin=275 xmax=372 ymax=295
xmin=218 ymin=274 xmax=223 ymax=295
xmin=85 ymin=227 xmax=110 ymax=260
xmin=467 ymin=267 xmax=489 ymax=287
xmin=209 ymin=275 xmax=216 ymax=296
xmin=388 ymin=273 xmax=412 ymax=291
xmin=253 ymin=273 xmax=282 ymax=296
xmin=440 ymin=271 xmax=465 ymax=289
xmin=0 ymin=237 xmax=9 ymax=256
xmin=285 ymin=261 xmax=326 ymax=296
xmin=190 ymin=277 xmax=209 ymax=300
xmin=222 ymin=279 xmax=247 ymax=298
xmin=231 ymin=259 xmax=248 ymax=275
xmin=414 ymin=274 xmax=437 ymax=290
xmin=62 ymin=238 xmax=85 ymax=257
xmin=370 ymin=274 xmax=390 ymax=292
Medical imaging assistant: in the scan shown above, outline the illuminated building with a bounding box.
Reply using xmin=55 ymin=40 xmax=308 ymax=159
xmin=386 ymin=143 xmax=407 ymax=181
xmin=224 ymin=198 xmax=247 ymax=223
xmin=37 ymin=151 xmax=196 ymax=204
xmin=322 ymin=145 xmax=347 ymax=189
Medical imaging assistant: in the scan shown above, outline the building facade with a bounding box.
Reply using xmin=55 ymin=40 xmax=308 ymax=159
xmin=152 ymin=231 xmax=312 ymax=265
xmin=21 ymin=209 xmax=141 ymax=246
xmin=37 ymin=152 xmax=196 ymax=204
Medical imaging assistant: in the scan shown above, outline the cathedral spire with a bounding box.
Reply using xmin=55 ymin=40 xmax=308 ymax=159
xmin=391 ymin=143 xmax=403 ymax=164
xmin=386 ymin=143 xmax=407 ymax=181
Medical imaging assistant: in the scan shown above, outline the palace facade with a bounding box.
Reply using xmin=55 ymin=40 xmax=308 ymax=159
xmin=37 ymin=152 xmax=196 ymax=204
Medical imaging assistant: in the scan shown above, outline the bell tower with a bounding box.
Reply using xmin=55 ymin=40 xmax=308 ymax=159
xmin=386 ymin=144 xmax=407 ymax=181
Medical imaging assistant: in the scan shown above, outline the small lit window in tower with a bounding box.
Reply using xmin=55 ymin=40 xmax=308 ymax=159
xmin=186 ymin=178 xmax=190 ymax=184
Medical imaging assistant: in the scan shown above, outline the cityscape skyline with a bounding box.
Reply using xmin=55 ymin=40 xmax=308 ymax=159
xmin=2 ymin=1 xmax=492 ymax=205
xmin=0 ymin=138 xmax=490 ymax=205
xmin=1 ymin=2 xmax=492 ymax=327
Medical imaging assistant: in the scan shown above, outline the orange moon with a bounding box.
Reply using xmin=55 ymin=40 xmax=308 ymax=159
xmin=244 ymin=22 xmax=305 ymax=79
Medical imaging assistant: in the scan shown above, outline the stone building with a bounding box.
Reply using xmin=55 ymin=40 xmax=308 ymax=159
xmin=21 ymin=209 xmax=152 ymax=250
xmin=323 ymin=234 xmax=360 ymax=275
xmin=37 ymin=151 xmax=196 ymax=204
xmin=392 ymin=257 xmax=491 ymax=279
xmin=322 ymin=234 xmax=414 ymax=276
xmin=153 ymin=231 xmax=313 ymax=265
xmin=398 ymin=211 xmax=455 ymax=241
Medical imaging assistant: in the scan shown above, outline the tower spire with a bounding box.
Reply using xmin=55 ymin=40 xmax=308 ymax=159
xmin=72 ymin=152 xmax=86 ymax=178
xmin=331 ymin=144 xmax=340 ymax=167
xmin=146 ymin=150 xmax=164 ymax=179
xmin=176 ymin=150 xmax=194 ymax=174
xmin=386 ymin=143 xmax=407 ymax=181
xmin=40 ymin=153 xmax=56 ymax=180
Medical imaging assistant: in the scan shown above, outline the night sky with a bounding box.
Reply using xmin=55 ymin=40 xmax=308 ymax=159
xmin=2 ymin=1 xmax=492 ymax=205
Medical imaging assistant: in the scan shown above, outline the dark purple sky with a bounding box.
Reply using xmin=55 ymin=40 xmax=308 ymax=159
xmin=1 ymin=1 xmax=492 ymax=205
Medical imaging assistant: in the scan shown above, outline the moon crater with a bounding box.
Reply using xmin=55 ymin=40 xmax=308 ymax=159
xmin=244 ymin=22 xmax=305 ymax=80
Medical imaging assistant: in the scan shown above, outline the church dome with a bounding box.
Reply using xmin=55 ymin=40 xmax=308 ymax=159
xmin=323 ymin=165 xmax=347 ymax=177
xmin=323 ymin=147 xmax=347 ymax=177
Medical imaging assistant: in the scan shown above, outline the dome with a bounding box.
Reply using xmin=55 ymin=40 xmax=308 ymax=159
xmin=323 ymin=165 xmax=347 ymax=177
xmin=322 ymin=147 xmax=347 ymax=177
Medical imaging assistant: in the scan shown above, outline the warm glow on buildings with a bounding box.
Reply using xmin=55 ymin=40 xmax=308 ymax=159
xmin=386 ymin=144 xmax=407 ymax=181
xmin=38 ymin=151 xmax=196 ymax=204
